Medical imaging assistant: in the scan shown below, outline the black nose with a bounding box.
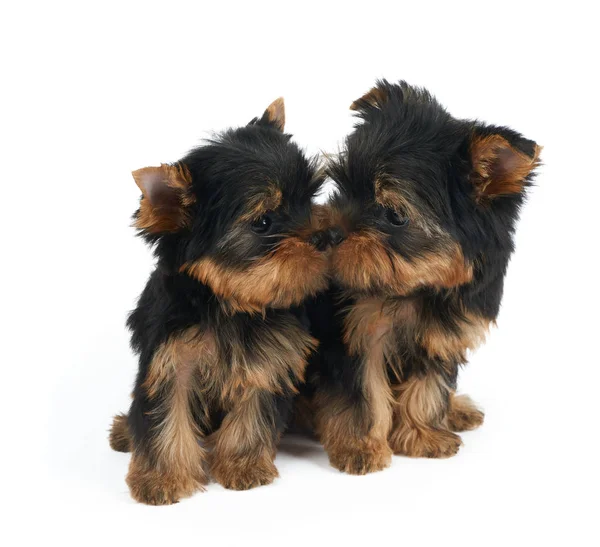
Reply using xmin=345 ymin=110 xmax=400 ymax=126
xmin=327 ymin=227 xmax=345 ymax=246
xmin=309 ymin=230 xmax=329 ymax=252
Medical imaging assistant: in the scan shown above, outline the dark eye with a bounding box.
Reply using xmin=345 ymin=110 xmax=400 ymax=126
xmin=251 ymin=213 xmax=273 ymax=234
xmin=385 ymin=208 xmax=409 ymax=227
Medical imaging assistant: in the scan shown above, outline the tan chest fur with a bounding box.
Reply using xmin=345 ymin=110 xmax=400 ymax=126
xmin=143 ymin=321 xmax=316 ymax=410
xmin=344 ymin=295 xmax=491 ymax=370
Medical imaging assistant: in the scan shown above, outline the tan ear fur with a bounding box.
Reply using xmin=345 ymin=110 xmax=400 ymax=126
xmin=132 ymin=163 xmax=194 ymax=233
xmin=470 ymin=135 xmax=542 ymax=201
xmin=350 ymin=86 xmax=390 ymax=111
xmin=263 ymin=97 xmax=285 ymax=132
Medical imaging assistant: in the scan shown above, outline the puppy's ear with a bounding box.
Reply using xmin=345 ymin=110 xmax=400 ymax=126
xmin=468 ymin=129 xmax=542 ymax=202
xmin=132 ymin=163 xmax=195 ymax=234
xmin=350 ymin=85 xmax=390 ymax=112
xmin=257 ymin=97 xmax=285 ymax=132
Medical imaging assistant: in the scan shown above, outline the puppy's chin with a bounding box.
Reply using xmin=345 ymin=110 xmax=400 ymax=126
xmin=332 ymin=230 xmax=473 ymax=296
xmin=182 ymin=236 xmax=329 ymax=314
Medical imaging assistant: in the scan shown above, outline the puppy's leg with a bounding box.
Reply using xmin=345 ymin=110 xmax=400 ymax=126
xmin=389 ymin=372 xmax=462 ymax=458
xmin=314 ymin=345 xmax=393 ymax=475
xmin=126 ymin=332 xmax=210 ymax=505
xmin=211 ymin=389 xmax=286 ymax=490
xmin=447 ymin=393 xmax=484 ymax=432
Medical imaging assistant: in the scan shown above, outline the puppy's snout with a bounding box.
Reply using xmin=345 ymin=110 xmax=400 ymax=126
xmin=327 ymin=227 xmax=346 ymax=247
xmin=309 ymin=227 xmax=346 ymax=251
xmin=309 ymin=230 xmax=329 ymax=252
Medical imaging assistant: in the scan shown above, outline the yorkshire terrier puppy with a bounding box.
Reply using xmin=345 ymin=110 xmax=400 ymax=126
xmin=306 ymin=81 xmax=541 ymax=474
xmin=109 ymin=98 xmax=331 ymax=504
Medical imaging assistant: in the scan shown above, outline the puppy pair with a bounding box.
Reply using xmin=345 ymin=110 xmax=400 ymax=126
xmin=303 ymin=80 xmax=541 ymax=474
xmin=110 ymin=82 xmax=541 ymax=503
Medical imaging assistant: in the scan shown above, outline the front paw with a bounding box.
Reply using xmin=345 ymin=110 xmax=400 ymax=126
xmin=328 ymin=440 xmax=392 ymax=475
xmin=211 ymin=456 xmax=278 ymax=491
xmin=126 ymin=459 xmax=204 ymax=505
xmin=390 ymin=427 xmax=462 ymax=459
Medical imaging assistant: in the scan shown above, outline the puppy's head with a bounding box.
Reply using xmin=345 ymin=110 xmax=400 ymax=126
xmin=329 ymin=80 xmax=541 ymax=297
xmin=132 ymin=98 xmax=330 ymax=313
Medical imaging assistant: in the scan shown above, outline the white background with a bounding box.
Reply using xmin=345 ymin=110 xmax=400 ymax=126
xmin=2 ymin=1 xmax=599 ymax=546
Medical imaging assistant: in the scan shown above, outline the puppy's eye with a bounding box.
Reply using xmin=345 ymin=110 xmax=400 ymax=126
xmin=251 ymin=213 xmax=273 ymax=234
xmin=385 ymin=208 xmax=409 ymax=227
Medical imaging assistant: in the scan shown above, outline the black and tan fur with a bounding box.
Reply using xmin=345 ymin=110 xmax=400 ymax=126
xmin=110 ymin=99 xmax=332 ymax=503
xmin=304 ymin=81 xmax=541 ymax=473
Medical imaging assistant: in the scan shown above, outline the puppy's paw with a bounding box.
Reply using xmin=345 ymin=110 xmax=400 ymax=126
xmin=212 ymin=457 xmax=278 ymax=491
xmin=328 ymin=440 xmax=392 ymax=475
xmin=447 ymin=394 xmax=484 ymax=432
xmin=390 ymin=427 xmax=462 ymax=459
xmin=126 ymin=459 xmax=204 ymax=505
xmin=109 ymin=413 xmax=131 ymax=453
